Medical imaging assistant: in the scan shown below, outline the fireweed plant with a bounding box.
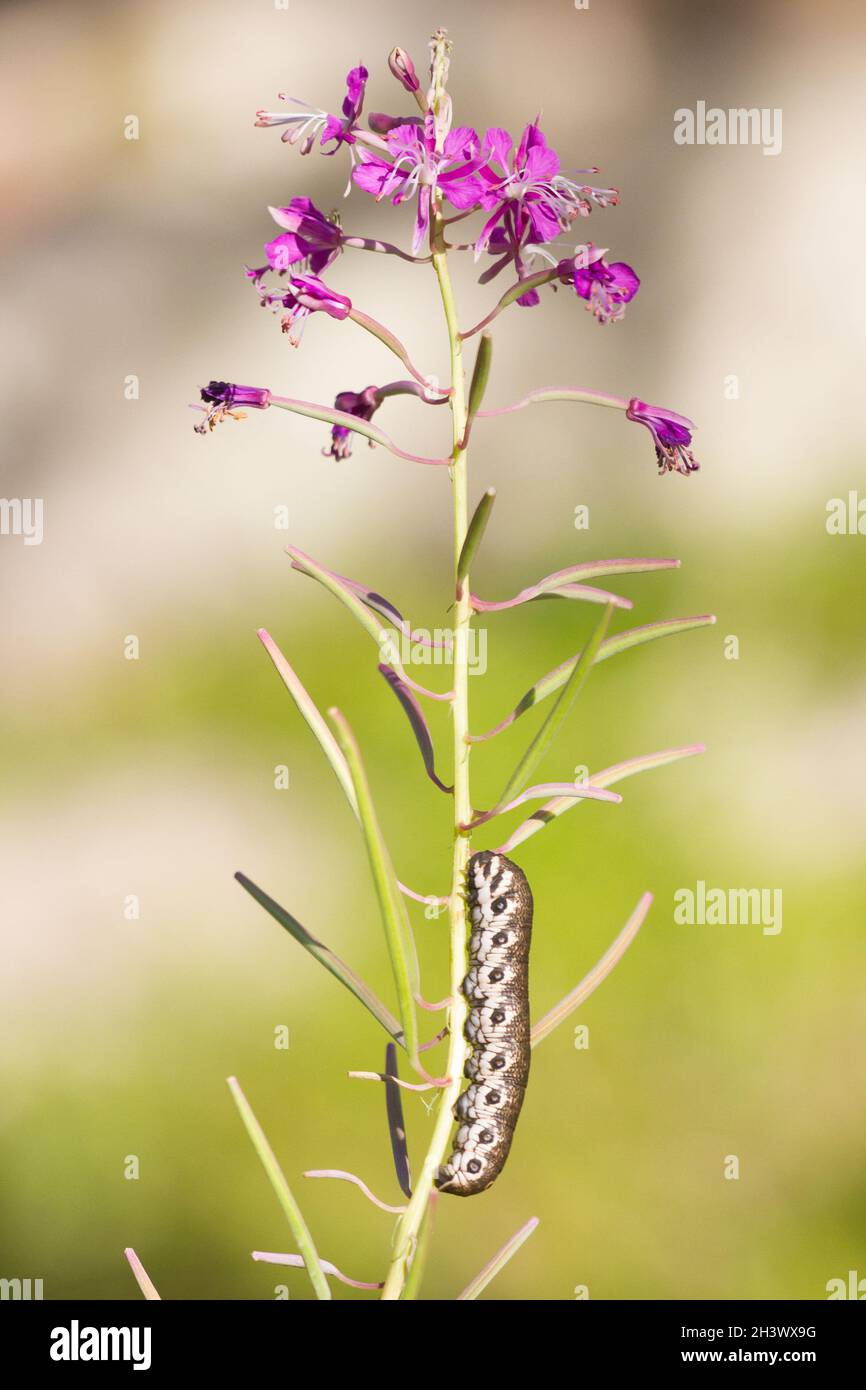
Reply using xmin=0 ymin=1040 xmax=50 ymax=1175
xmin=132 ymin=30 xmax=713 ymax=1302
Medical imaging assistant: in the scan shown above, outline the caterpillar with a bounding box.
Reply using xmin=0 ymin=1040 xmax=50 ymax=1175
xmin=435 ymin=850 xmax=533 ymax=1197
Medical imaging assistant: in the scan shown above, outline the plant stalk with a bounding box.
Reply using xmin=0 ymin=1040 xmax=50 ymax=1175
xmin=381 ymin=34 xmax=471 ymax=1300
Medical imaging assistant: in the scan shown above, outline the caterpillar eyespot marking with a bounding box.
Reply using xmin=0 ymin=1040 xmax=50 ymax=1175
xmin=435 ymin=850 xmax=533 ymax=1197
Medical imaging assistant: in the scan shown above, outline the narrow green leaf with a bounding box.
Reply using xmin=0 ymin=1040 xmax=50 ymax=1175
xmin=329 ymin=708 xmax=420 ymax=1067
xmin=469 ymin=615 xmax=716 ymax=743
xmin=496 ymin=602 xmax=615 ymax=809
xmin=456 ymin=1216 xmax=540 ymax=1300
xmin=535 ymin=557 xmax=680 ymax=591
xmin=496 ymin=743 xmax=705 ymax=854
xmin=258 ymin=629 xmax=358 ymax=815
xmin=289 ymin=546 xmax=387 ymax=649
xmin=456 ymin=487 xmax=496 ymax=593
xmin=235 ymin=872 xmax=405 ymax=1049
xmin=227 ymin=1076 xmax=332 ymax=1301
xmin=531 ymin=892 xmax=653 ymax=1047
xmin=288 ymin=548 xmax=450 ymax=701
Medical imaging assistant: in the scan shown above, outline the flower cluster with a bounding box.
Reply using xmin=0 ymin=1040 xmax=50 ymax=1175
xmin=194 ymin=38 xmax=700 ymax=477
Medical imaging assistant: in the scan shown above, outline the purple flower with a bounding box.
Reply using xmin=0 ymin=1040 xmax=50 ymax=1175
xmin=320 ymin=65 xmax=369 ymax=153
xmin=563 ymin=246 xmax=640 ymax=324
xmin=324 ymin=385 xmax=382 ymax=460
xmin=263 ymin=197 xmax=343 ymax=275
xmin=353 ymin=117 xmax=486 ymax=254
xmin=626 ymin=399 xmax=700 ymax=475
xmin=255 ymin=65 xmax=368 ymax=156
xmin=275 ymin=274 xmax=352 ymax=345
xmin=254 ymin=272 xmax=351 ymax=345
xmin=193 ymin=382 xmax=271 ymax=433
xmin=473 ymin=124 xmax=619 ymax=260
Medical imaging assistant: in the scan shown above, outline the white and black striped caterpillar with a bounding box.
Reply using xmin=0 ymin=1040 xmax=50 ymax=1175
xmin=435 ymin=851 xmax=533 ymax=1197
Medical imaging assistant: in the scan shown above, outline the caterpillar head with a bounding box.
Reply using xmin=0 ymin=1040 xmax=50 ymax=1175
xmin=435 ymin=1132 xmax=501 ymax=1196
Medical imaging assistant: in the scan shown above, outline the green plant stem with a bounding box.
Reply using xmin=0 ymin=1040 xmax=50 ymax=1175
xmin=381 ymin=42 xmax=471 ymax=1299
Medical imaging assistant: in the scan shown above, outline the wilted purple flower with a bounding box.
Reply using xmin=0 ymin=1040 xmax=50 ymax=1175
xmin=255 ymin=65 xmax=368 ymax=157
xmin=275 ymin=274 xmax=352 ymax=345
xmin=562 ymin=247 xmax=640 ymax=324
xmin=324 ymin=385 xmax=382 ymax=460
xmin=353 ymin=117 xmax=486 ymax=253
xmin=263 ymin=197 xmax=343 ymax=275
xmin=193 ymin=382 xmax=271 ymax=433
xmin=626 ymin=399 xmax=700 ymax=475
xmin=255 ymin=273 xmax=351 ymax=345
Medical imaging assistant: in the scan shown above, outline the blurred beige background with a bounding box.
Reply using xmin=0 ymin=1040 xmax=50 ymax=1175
xmin=1 ymin=0 xmax=864 ymax=1299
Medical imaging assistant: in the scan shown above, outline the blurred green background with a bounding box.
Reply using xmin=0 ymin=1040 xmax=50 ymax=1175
xmin=1 ymin=0 xmax=864 ymax=1300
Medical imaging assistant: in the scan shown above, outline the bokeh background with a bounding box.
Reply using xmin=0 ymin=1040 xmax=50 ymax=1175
xmin=2 ymin=0 xmax=865 ymax=1301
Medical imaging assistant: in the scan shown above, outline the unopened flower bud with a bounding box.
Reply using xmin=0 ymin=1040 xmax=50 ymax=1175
xmin=389 ymin=47 xmax=420 ymax=93
xmin=368 ymin=111 xmax=419 ymax=135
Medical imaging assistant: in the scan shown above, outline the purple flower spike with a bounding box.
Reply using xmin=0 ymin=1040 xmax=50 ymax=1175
xmin=193 ymin=381 xmax=271 ymax=433
xmin=626 ymin=399 xmax=700 ymax=476
xmin=564 ymin=246 xmax=640 ymax=324
xmin=265 ymin=197 xmax=343 ymax=275
xmin=320 ymin=65 xmax=369 ymax=153
xmin=325 ymin=385 xmax=382 ymax=460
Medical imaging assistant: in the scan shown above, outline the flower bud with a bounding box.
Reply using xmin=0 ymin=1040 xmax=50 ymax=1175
xmin=388 ymin=46 xmax=420 ymax=93
xmin=368 ymin=111 xmax=419 ymax=135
